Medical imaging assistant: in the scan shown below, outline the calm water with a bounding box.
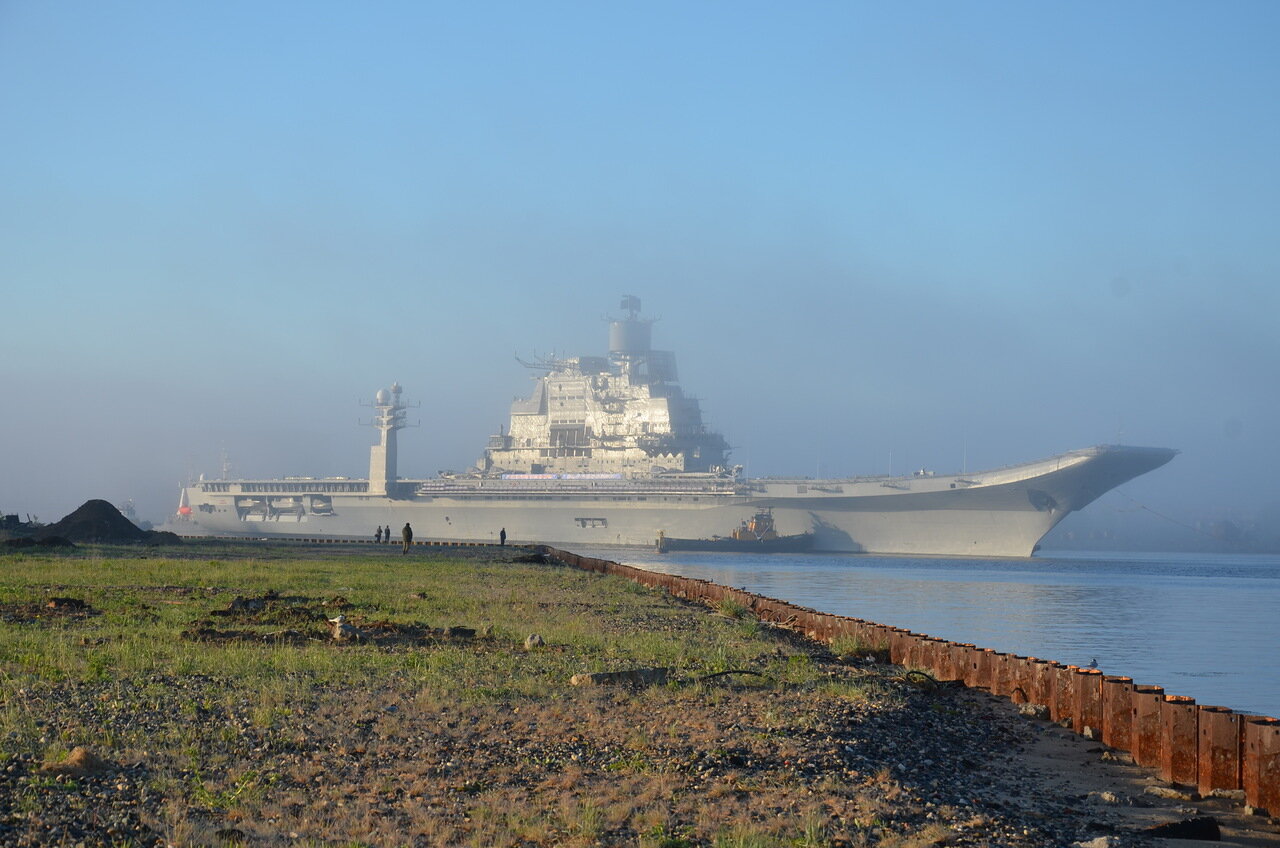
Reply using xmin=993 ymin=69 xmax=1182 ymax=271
xmin=576 ymin=547 xmax=1280 ymax=718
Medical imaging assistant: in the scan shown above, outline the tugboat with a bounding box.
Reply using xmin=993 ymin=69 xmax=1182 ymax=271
xmin=656 ymin=509 xmax=814 ymax=553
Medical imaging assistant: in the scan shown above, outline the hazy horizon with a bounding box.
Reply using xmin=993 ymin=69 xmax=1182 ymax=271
xmin=3 ymin=3 xmax=1277 ymax=538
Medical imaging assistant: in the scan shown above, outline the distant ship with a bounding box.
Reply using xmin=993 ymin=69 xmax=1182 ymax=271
xmin=168 ymin=297 xmax=1175 ymax=557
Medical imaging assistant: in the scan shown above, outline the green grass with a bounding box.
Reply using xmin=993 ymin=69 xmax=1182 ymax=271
xmin=0 ymin=544 xmax=840 ymax=753
xmin=0 ymin=542 xmax=913 ymax=846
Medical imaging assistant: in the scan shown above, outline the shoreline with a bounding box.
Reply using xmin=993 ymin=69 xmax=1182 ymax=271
xmin=1 ymin=541 xmax=1277 ymax=846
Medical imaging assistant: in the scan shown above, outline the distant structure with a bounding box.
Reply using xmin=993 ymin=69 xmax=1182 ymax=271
xmin=367 ymin=383 xmax=407 ymax=496
xmin=481 ymin=295 xmax=729 ymax=476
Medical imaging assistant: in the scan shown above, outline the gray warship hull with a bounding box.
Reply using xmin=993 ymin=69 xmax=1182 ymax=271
xmin=166 ymin=299 xmax=1175 ymax=556
xmin=168 ymin=445 xmax=1175 ymax=558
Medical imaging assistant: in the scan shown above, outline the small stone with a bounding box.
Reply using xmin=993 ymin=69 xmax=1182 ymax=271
xmin=1088 ymin=791 xmax=1126 ymax=805
xmin=328 ymin=615 xmax=363 ymax=642
xmin=1072 ymin=837 xmax=1118 ymax=848
xmin=1144 ymin=785 xmax=1196 ymax=801
xmin=524 ymin=634 xmax=545 ymax=649
xmin=1017 ymin=703 xmax=1050 ymax=720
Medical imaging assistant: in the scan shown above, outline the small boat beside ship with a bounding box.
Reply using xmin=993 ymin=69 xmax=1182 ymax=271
xmin=656 ymin=509 xmax=814 ymax=553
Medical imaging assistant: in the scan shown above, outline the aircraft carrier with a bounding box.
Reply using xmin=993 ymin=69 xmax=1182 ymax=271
xmin=168 ymin=297 xmax=1176 ymax=557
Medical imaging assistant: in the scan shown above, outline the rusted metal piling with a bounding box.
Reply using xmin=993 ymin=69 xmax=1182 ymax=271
xmin=1073 ymin=668 xmax=1105 ymax=737
xmin=536 ymin=545 xmax=1280 ymax=815
xmin=1052 ymin=664 xmax=1077 ymax=727
xmin=1198 ymin=705 xmax=1243 ymax=795
xmin=1028 ymin=658 xmax=1054 ymax=707
xmin=1101 ymin=676 xmax=1135 ymax=751
xmin=1244 ymin=717 xmax=1280 ymax=814
xmin=1160 ymin=695 xmax=1199 ymax=786
xmin=1132 ymin=685 xmax=1166 ymax=769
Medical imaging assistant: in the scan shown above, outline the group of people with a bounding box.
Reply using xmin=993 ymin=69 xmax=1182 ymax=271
xmin=373 ymin=523 xmax=413 ymax=553
xmin=372 ymin=524 xmax=508 ymax=550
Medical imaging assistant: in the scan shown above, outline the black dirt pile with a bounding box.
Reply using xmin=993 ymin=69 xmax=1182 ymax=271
xmin=36 ymin=500 xmax=179 ymax=545
xmin=41 ymin=500 xmax=149 ymax=543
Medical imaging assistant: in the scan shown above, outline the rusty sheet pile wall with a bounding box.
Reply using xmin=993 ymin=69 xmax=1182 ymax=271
xmin=538 ymin=545 xmax=1280 ymax=814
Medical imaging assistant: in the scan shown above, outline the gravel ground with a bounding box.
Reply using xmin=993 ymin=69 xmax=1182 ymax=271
xmin=6 ymin=659 xmax=1277 ymax=846
xmin=2 ymin=544 xmax=1278 ymax=847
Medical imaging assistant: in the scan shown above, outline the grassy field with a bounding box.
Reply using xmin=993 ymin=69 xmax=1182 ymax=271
xmin=3 ymin=542 xmax=960 ymax=848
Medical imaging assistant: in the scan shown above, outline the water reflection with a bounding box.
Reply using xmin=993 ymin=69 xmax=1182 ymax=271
xmin=577 ymin=547 xmax=1280 ymax=717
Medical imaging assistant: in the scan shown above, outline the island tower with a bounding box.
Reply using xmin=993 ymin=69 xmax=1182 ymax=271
xmin=480 ymin=296 xmax=730 ymax=477
xmin=368 ymin=382 xmax=407 ymax=495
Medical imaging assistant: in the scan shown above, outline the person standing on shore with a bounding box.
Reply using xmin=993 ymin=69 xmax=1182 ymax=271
xmin=499 ymin=527 xmax=506 ymax=546
xmin=401 ymin=522 xmax=413 ymax=554
xmin=385 ymin=525 xmax=392 ymax=545
xmin=374 ymin=526 xmax=383 ymax=544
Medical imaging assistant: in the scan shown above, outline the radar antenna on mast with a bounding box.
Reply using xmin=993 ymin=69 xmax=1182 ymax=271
xmin=360 ymin=382 xmax=418 ymax=496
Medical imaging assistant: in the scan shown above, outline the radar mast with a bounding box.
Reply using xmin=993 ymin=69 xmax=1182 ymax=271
xmin=367 ymin=382 xmax=407 ymax=495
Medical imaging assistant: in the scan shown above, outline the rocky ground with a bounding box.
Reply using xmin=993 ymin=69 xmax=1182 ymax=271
xmin=1 ymin=545 xmax=1277 ymax=847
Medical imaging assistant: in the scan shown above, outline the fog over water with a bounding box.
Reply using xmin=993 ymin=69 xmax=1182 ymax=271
xmin=1 ymin=4 xmax=1277 ymax=541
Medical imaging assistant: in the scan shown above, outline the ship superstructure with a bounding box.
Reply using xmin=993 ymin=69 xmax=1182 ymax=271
xmin=480 ymin=297 xmax=728 ymax=477
xmin=167 ymin=298 xmax=1176 ymax=557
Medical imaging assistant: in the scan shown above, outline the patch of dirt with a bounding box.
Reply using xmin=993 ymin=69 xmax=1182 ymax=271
xmin=180 ymin=591 xmax=482 ymax=647
xmin=180 ymin=626 xmax=315 ymax=645
xmin=39 ymin=746 xmax=114 ymax=778
xmin=0 ymin=597 xmax=99 ymax=624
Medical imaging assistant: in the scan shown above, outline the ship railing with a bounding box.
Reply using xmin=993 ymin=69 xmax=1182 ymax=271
xmin=411 ymin=479 xmax=743 ymax=496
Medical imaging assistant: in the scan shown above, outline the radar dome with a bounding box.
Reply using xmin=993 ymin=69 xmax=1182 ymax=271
xmin=376 ymin=388 xmax=391 ymax=404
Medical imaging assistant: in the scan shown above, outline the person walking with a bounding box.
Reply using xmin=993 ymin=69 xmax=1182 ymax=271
xmin=374 ymin=526 xmax=383 ymax=544
xmin=401 ymin=522 xmax=413 ymax=554
xmin=499 ymin=527 xmax=506 ymax=546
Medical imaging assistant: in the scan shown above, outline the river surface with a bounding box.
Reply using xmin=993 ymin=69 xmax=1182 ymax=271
xmin=574 ymin=547 xmax=1280 ymax=718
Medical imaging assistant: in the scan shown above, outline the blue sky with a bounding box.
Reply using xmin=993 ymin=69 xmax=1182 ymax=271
xmin=2 ymin=1 xmax=1277 ymax=531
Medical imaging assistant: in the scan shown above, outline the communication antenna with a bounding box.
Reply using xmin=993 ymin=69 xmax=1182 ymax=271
xmin=358 ymin=381 xmax=421 ymax=429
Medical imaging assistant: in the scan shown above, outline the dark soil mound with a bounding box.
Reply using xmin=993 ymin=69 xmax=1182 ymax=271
xmin=145 ymin=530 xmax=181 ymax=545
xmin=41 ymin=500 xmax=149 ymax=543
